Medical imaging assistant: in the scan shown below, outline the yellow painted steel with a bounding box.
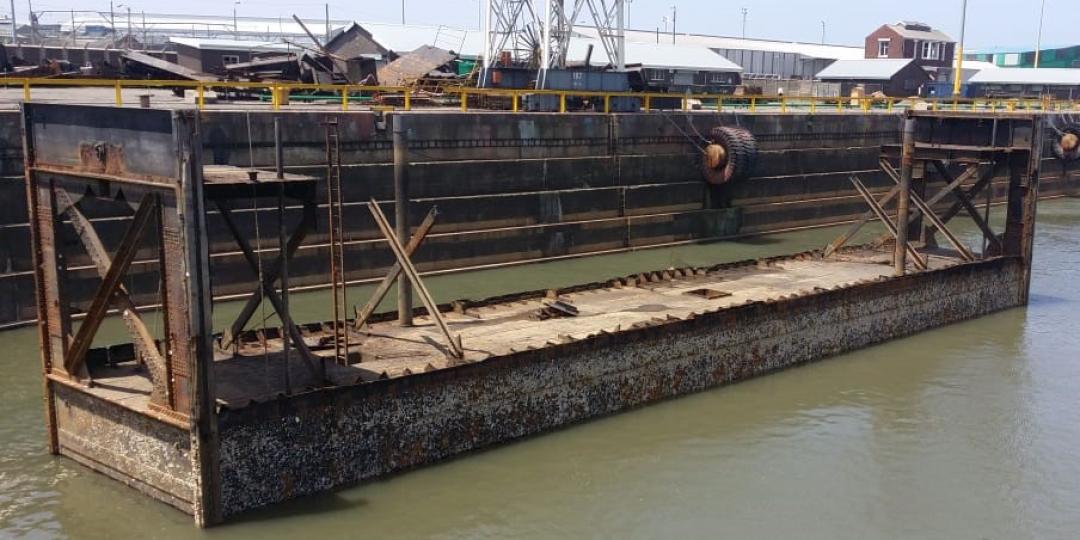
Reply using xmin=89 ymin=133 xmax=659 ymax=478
xmin=1 ymin=78 xmax=1078 ymax=115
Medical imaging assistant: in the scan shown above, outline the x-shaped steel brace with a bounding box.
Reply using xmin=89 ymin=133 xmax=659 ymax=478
xmin=354 ymin=206 xmax=439 ymax=331
xmin=65 ymin=192 xmax=158 ymax=379
xmin=216 ymin=200 xmax=326 ymax=383
xmin=56 ymin=189 xmax=171 ymax=402
xmin=368 ymin=199 xmax=464 ymax=360
xmin=848 ymin=175 xmax=928 ymax=271
xmin=928 ymin=160 xmax=1003 ymax=255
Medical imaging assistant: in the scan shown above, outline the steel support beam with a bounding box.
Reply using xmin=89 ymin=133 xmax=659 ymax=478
xmin=355 ymin=206 xmax=438 ymax=331
xmin=57 ymin=189 xmax=171 ymax=403
xmin=65 ymin=192 xmax=158 ymax=378
xmin=849 ymin=175 xmax=928 ymax=271
xmin=368 ymin=199 xmax=464 ymax=359
xmin=217 ymin=201 xmax=325 ymax=382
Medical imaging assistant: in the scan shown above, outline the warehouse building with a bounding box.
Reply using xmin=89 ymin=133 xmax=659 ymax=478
xmin=967 ymin=68 xmax=1080 ymax=99
xmin=815 ymin=58 xmax=931 ymax=97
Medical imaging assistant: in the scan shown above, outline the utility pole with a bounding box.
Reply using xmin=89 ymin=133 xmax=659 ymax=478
xmin=952 ymin=0 xmax=968 ymax=96
xmin=110 ymin=1 xmax=116 ymax=46
xmin=821 ymin=20 xmax=826 ymax=44
xmin=1034 ymin=0 xmax=1047 ymax=68
xmin=232 ymin=1 xmax=240 ymax=37
xmin=70 ymin=9 xmax=75 ymax=46
xmin=401 ymin=0 xmax=405 ymax=24
xmin=741 ymin=7 xmax=748 ymax=39
xmin=325 ymin=3 xmax=330 ymax=43
xmin=9 ymin=0 xmax=16 ymax=45
xmin=126 ymin=6 xmax=131 ymax=43
xmin=670 ymin=5 xmax=675 ymax=44
xmin=141 ymin=11 xmax=146 ymax=45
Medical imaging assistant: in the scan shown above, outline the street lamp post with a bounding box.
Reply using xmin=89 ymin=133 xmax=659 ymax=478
xmin=1034 ymin=0 xmax=1047 ymax=68
xmin=952 ymin=0 xmax=968 ymax=97
xmin=821 ymin=20 xmax=826 ymax=44
xmin=741 ymin=7 xmax=748 ymax=39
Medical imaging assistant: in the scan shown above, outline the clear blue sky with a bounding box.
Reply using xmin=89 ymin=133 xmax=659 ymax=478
xmin=33 ymin=0 xmax=1070 ymax=51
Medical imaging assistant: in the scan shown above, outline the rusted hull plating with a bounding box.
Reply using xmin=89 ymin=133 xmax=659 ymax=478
xmin=23 ymin=106 xmax=1047 ymax=526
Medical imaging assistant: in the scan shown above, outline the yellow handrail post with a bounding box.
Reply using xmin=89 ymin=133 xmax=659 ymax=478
xmin=780 ymin=96 xmax=788 ymax=113
xmin=750 ymin=97 xmax=757 ymax=112
xmin=643 ymin=94 xmax=651 ymax=111
xmin=272 ymin=86 xmax=281 ymax=111
xmin=197 ymin=84 xmax=205 ymax=109
xmin=887 ymin=98 xmax=894 ymax=113
xmin=114 ymin=81 xmax=122 ymax=106
xmin=341 ymin=87 xmax=349 ymax=111
xmin=22 ymin=79 xmax=30 ymax=102
xmin=512 ymin=92 xmax=519 ymax=113
xmin=604 ymin=94 xmax=611 ymax=114
xmin=809 ymin=97 xmax=816 ymax=114
xmin=460 ymin=90 xmax=468 ymax=112
xmin=404 ymin=89 xmax=411 ymax=111
xmin=837 ymin=97 xmax=843 ymax=112
xmin=559 ymin=93 xmax=567 ymax=113
xmin=718 ymin=97 xmax=723 ymax=112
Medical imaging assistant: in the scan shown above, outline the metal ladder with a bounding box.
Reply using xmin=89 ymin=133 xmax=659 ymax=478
xmin=324 ymin=118 xmax=349 ymax=364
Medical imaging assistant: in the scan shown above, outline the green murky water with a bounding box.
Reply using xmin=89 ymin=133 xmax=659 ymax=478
xmin=2 ymin=199 xmax=1079 ymax=539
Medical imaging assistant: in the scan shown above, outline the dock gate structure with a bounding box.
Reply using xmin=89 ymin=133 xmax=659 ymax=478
xmin=24 ymin=103 xmax=1050 ymax=525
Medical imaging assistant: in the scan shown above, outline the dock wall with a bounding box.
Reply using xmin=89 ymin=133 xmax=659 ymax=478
xmin=214 ymin=255 xmax=1025 ymax=517
xmin=0 ymin=109 xmax=1076 ymax=326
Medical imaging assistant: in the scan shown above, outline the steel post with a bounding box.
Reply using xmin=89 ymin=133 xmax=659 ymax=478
xmin=393 ymin=116 xmax=413 ymax=326
xmin=895 ymin=116 xmax=916 ymax=276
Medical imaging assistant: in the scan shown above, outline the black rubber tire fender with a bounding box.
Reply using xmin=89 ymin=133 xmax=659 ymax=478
xmin=1052 ymin=124 xmax=1080 ymax=162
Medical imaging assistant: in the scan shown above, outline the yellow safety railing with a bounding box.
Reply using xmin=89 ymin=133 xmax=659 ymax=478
xmin=3 ymin=77 xmax=1079 ymax=115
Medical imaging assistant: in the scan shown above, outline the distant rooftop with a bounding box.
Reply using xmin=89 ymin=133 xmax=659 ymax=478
xmin=968 ymin=68 xmax=1080 ymax=86
xmin=815 ymin=58 xmax=915 ymax=80
xmin=884 ymin=21 xmax=953 ymax=43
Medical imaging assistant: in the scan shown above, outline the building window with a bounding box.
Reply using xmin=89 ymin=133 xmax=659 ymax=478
xmin=878 ymin=39 xmax=890 ymax=58
xmin=921 ymin=42 xmax=942 ymax=61
xmin=221 ymin=54 xmax=240 ymax=65
xmin=708 ymin=72 xmax=728 ymax=83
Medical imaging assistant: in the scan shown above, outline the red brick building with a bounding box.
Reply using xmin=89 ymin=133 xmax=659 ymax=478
xmin=865 ymin=21 xmax=955 ymax=70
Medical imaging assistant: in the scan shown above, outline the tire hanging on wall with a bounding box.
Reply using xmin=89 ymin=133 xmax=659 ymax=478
xmin=702 ymin=126 xmax=758 ymax=185
xmin=1052 ymin=124 xmax=1080 ymax=162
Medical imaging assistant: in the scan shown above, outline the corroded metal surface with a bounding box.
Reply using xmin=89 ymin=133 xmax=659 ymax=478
xmin=213 ymin=256 xmax=1025 ymax=517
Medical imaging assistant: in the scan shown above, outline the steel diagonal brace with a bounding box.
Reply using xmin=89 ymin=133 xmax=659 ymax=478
xmin=826 ymin=159 xmax=983 ymax=257
xmin=849 ymin=176 xmax=928 ymax=271
xmin=928 ymin=160 xmax=1003 ymax=254
xmin=368 ymin=199 xmax=464 ymax=359
xmin=354 ymin=206 xmax=439 ymax=330
xmin=65 ymin=192 xmax=158 ymax=378
xmin=878 ymin=162 xmax=976 ymax=261
xmin=217 ymin=201 xmax=325 ymax=383
xmin=221 ymin=200 xmax=314 ymax=349
xmin=56 ymin=189 xmax=170 ymax=401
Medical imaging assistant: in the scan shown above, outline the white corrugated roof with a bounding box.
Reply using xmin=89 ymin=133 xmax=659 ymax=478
xmin=815 ymin=58 xmax=915 ymax=80
xmin=580 ymin=28 xmax=863 ymax=60
xmin=566 ymin=39 xmax=742 ymax=72
xmin=167 ymin=37 xmax=295 ymax=52
xmin=968 ymin=68 xmax=1080 ymax=86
